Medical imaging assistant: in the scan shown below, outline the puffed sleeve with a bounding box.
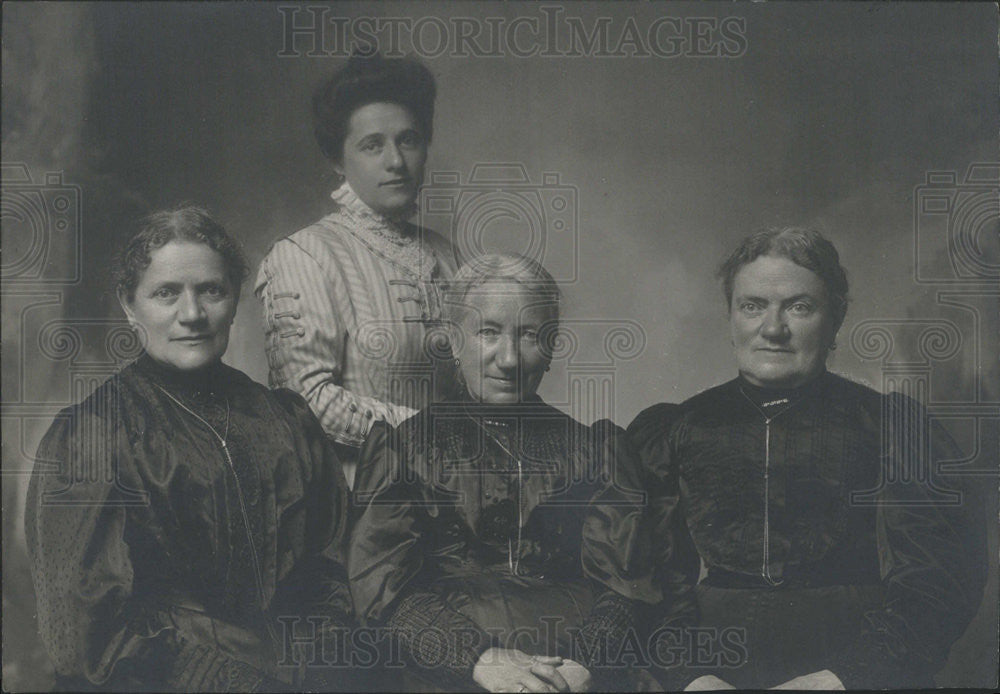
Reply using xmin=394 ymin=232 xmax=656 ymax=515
xmin=579 ymin=419 xmax=662 ymax=602
xmin=828 ymin=393 xmax=988 ymax=689
xmin=348 ymin=422 xmax=490 ymax=688
xmin=573 ymin=420 xmax=661 ymax=689
xmin=627 ymin=404 xmax=702 ymax=689
xmin=268 ymin=388 xmax=353 ymax=650
xmin=256 ymin=238 xmax=416 ymax=446
xmin=627 ymin=404 xmax=701 ymax=624
xmin=257 ymin=388 xmax=356 ymax=691
xmin=25 ymin=395 xmax=277 ymax=692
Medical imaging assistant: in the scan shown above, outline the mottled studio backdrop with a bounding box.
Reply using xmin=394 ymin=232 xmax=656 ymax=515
xmin=2 ymin=2 xmax=997 ymax=690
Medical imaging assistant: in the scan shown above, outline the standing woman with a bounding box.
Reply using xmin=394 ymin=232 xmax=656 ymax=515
xmin=630 ymin=228 xmax=986 ymax=690
xmin=256 ymin=53 xmax=456 ymax=487
xmin=26 ymin=208 xmax=352 ymax=691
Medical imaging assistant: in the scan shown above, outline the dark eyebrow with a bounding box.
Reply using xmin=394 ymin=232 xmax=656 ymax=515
xmin=355 ymin=132 xmax=384 ymax=144
xmin=781 ymin=294 xmax=818 ymax=305
xmin=734 ymin=293 xmax=818 ymax=304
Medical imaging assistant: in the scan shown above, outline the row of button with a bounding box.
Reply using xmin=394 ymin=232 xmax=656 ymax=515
xmin=348 ymin=403 xmax=375 ymax=418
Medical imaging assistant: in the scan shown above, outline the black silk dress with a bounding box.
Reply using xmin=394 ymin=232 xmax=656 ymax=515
xmin=348 ymin=395 xmax=660 ymax=691
xmin=25 ymin=354 xmax=353 ymax=691
xmin=628 ymin=372 xmax=987 ymax=690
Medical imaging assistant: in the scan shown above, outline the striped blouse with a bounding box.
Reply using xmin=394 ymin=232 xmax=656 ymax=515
xmin=255 ymin=184 xmax=457 ymax=448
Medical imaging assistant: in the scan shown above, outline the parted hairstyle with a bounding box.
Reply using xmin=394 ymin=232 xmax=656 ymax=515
xmin=445 ymin=253 xmax=561 ymax=322
xmin=313 ymin=52 xmax=436 ymax=163
xmin=718 ymin=226 xmax=850 ymax=326
xmin=114 ymin=206 xmax=249 ymax=302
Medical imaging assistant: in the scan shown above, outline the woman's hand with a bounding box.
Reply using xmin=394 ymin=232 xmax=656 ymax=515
xmin=472 ymin=648 xmax=571 ymax=692
xmin=770 ymin=670 xmax=844 ymax=690
xmin=554 ymin=659 xmax=591 ymax=691
xmin=684 ymin=674 xmax=737 ymax=690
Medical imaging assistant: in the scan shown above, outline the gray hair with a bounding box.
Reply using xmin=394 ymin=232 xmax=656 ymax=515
xmin=445 ymin=253 xmax=560 ymax=321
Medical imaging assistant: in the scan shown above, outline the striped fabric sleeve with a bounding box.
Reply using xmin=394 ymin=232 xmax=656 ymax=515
xmin=256 ymin=238 xmax=416 ymax=446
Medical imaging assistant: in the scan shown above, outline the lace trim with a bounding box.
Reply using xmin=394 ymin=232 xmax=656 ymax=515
xmin=330 ymin=183 xmax=438 ymax=280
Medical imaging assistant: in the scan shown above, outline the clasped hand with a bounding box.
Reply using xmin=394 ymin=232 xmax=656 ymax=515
xmin=472 ymin=647 xmax=592 ymax=692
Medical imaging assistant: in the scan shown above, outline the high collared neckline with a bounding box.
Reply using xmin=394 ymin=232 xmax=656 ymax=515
xmin=134 ymin=351 xmax=229 ymax=400
xmin=735 ymin=370 xmax=828 ymax=411
xmin=329 ymin=182 xmax=439 ymax=280
xmin=447 ymin=384 xmax=546 ymax=410
xmin=330 ymin=182 xmax=417 ymax=230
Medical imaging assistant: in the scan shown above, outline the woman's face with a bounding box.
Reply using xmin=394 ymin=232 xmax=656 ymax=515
xmin=336 ymin=101 xmax=427 ymax=218
xmin=730 ymin=254 xmax=838 ymax=389
xmin=119 ymin=240 xmax=238 ymax=372
xmin=452 ymin=282 xmax=555 ymax=404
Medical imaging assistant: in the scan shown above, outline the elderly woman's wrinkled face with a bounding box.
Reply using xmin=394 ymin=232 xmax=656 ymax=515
xmin=336 ymin=101 xmax=427 ymax=218
xmin=730 ymin=254 xmax=838 ymax=389
xmin=120 ymin=241 xmax=238 ymax=372
xmin=452 ymin=282 xmax=555 ymax=404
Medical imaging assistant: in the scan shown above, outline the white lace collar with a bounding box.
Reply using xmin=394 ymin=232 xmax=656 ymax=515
xmin=330 ymin=183 xmax=437 ymax=280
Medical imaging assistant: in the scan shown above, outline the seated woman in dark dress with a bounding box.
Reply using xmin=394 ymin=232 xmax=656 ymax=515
xmin=349 ymin=253 xmax=658 ymax=692
xmin=25 ymin=207 xmax=353 ymax=691
xmin=629 ymin=227 xmax=987 ymax=690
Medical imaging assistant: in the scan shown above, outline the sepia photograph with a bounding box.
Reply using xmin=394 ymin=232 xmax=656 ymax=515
xmin=3 ymin=2 xmax=998 ymax=691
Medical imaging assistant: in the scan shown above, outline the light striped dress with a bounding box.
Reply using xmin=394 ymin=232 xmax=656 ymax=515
xmin=255 ymin=184 xmax=457 ymax=454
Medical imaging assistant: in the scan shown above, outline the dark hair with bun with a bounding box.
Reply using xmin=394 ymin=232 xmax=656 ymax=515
xmin=312 ymin=52 xmax=436 ymax=163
